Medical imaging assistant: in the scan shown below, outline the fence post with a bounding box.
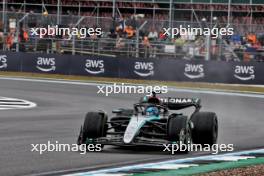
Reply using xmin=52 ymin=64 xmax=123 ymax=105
xmin=16 ymin=13 xmax=29 ymax=52
xmin=2 ymin=0 xmax=6 ymax=50
xmin=72 ymin=16 xmax=85 ymax=55
xmin=57 ymin=0 xmax=60 ymax=24
xmin=136 ymin=21 xmax=147 ymax=58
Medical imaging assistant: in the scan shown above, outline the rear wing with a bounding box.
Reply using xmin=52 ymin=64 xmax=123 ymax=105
xmin=160 ymin=97 xmax=201 ymax=110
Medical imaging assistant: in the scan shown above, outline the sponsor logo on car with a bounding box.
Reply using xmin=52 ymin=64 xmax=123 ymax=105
xmin=184 ymin=64 xmax=204 ymax=79
xmin=85 ymin=59 xmax=104 ymax=74
xmin=36 ymin=57 xmax=56 ymax=72
xmin=134 ymin=61 xmax=154 ymax=77
xmin=234 ymin=65 xmax=255 ymax=81
xmin=160 ymin=98 xmax=192 ymax=104
xmin=0 ymin=55 xmax=7 ymax=69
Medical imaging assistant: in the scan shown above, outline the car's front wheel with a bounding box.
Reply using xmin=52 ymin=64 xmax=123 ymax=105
xmin=167 ymin=115 xmax=191 ymax=153
xmin=77 ymin=111 xmax=108 ymax=146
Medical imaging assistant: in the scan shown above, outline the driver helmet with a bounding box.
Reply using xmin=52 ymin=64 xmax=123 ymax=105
xmin=146 ymin=107 xmax=159 ymax=116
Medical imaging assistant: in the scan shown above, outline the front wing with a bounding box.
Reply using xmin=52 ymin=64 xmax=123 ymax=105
xmin=85 ymin=136 xmax=171 ymax=147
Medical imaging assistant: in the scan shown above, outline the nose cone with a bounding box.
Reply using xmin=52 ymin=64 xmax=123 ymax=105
xmin=123 ymin=116 xmax=146 ymax=144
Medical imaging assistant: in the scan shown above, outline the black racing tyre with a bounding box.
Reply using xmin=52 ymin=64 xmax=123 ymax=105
xmin=168 ymin=115 xmax=190 ymax=142
xmin=191 ymin=112 xmax=218 ymax=146
xmin=167 ymin=115 xmax=191 ymax=153
xmin=82 ymin=112 xmax=108 ymax=141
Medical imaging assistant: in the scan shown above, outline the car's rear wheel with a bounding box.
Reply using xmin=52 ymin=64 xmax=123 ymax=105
xmin=191 ymin=112 xmax=218 ymax=146
xmin=167 ymin=115 xmax=191 ymax=153
xmin=78 ymin=112 xmax=108 ymax=146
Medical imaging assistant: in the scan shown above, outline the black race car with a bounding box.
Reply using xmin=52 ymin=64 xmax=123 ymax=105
xmin=77 ymin=92 xmax=218 ymax=152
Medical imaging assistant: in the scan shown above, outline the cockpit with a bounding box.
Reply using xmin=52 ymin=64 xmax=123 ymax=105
xmin=134 ymin=103 xmax=168 ymax=117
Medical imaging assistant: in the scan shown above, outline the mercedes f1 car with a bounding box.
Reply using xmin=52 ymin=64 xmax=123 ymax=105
xmin=77 ymin=92 xmax=218 ymax=151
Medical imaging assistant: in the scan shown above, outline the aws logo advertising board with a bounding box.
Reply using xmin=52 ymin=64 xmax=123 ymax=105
xmin=234 ymin=65 xmax=255 ymax=81
xmin=184 ymin=64 xmax=204 ymax=79
xmin=85 ymin=59 xmax=104 ymax=75
xmin=0 ymin=55 xmax=7 ymax=69
xmin=36 ymin=57 xmax=56 ymax=72
xmin=134 ymin=61 xmax=154 ymax=77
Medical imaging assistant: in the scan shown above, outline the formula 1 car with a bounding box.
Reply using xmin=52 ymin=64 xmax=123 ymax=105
xmin=77 ymin=92 xmax=218 ymax=151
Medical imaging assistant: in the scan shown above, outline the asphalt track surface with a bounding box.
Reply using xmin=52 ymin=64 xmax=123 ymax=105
xmin=0 ymin=78 xmax=264 ymax=176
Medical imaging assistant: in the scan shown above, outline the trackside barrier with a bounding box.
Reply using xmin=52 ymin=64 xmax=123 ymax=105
xmin=0 ymin=51 xmax=263 ymax=85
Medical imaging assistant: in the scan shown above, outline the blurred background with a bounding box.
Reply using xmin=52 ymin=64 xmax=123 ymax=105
xmin=0 ymin=0 xmax=263 ymax=61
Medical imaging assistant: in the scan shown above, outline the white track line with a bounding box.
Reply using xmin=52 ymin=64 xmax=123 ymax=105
xmin=0 ymin=76 xmax=264 ymax=99
xmin=0 ymin=96 xmax=37 ymax=110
